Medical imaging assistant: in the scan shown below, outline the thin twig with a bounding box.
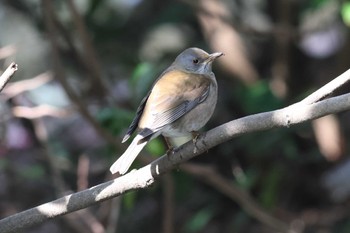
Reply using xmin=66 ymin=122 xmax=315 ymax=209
xmin=66 ymin=0 xmax=110 ymax=98
xmin=34 ymin=115 xmax=106 ymax=233
xmin=0 ymin=62 xmax=18 ymax=92
xmin=12 ymin=105 xmax=71 ymax=119
xmin=2 ymin=71 xmax=52 ymax=98
xmin=105 ymin=197 xmax=121 ymax=233
xmin=42 ymin=0 xmax=119 ymax=146
xmin=161 ymin=174 xmax=174 ymax=233
xmin=77 ymin=154 xmax=90 ymax=191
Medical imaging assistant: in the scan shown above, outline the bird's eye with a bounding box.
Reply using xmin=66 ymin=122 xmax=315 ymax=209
xmin=192 ymin=59 xmax=199 ymax=64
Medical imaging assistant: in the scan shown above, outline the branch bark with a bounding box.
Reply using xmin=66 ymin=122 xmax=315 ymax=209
xmin=0 ymin=68 xmax=350 ymax=233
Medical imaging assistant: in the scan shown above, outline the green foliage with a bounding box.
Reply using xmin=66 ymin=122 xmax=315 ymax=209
xmin=306 ymin=0 xmax=329 ymax=8
xmin=234 ymin=80 xmax=282 ymax=114
xmin=342 ymin=1 xmax=350 ymax=26
xmin=258 ymin=165 xmax=284 ymax=209
xmin=235 ymin=167 xmax=259 ymax=190
xmin=19 ymin=164 xmax=46 ymax=180
xmin=131 ymin=62 xmax=160 ymax=103
xmin=123 ymin=191 xmax=138 ymax=211
xmin=236 ymin=129 xmax=299 ymax=160
xmin=97 ymin=107 xmax=134 ymax=136
xmin=145 ymin=138 xmax=166 ymax=157
xmin=184 ymin=206 xmax=216 ymax=233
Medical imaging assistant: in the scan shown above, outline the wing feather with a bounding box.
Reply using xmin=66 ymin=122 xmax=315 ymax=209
xmin=139 ymin=70 xmax=212 ymax=132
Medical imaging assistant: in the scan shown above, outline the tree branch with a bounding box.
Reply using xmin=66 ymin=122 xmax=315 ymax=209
xmin=1 ymin=68 xmax=350 ymax=233
xmin=0 ymin=62 xmax=18 ymax=92
xmin=65 ymin=0 xmax=111 ymax=98
xmin=42 ymin=0 xmax=119 ymax=146
xmin=300 ymin=68 xmax=350 ymax=104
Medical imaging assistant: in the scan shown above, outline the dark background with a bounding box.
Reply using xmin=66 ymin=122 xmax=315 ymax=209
xmin=1 ymin=0 xmax=350 ymax=232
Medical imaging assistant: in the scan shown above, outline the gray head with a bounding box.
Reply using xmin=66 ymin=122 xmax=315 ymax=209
xmin=172 ymin=47 xmax=223 ymax=74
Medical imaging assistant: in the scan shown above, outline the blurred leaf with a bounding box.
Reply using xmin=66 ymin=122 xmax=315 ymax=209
xmin=97 ymin=107 xmax=134 ymax=136
xmin=236 ymin=168 xmax=259 ymax=190
xmin=307 ymin=0 xmax=329 ymax=8
xmin=145 ymin=138 xmax=165 ymax=157
xmin=123 ymin=191 xmax=138 ymax=211
xmin=259 ymin=165 xmax=284 ymax=209
xmin=19 ymin=164 xmax=45 ymax=180
xmin=234 ymin=80 xmax=282 ymax=114
xmin=236 ymin=129 xmax=298 ymax=159
xmin=342 ymin=2 xmax=350 ymax=26
xmin=185 ymin=206 xmax=215 ymax=233
xmin=131 ymin=62 xmax=159 ymax=103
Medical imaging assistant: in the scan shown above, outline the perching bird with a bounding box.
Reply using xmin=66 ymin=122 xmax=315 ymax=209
xmin=110 ymin=47 xmax=223 ymax=175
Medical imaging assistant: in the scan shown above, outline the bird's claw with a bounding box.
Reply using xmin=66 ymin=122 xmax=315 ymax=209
xmin=166 ymin=147 xmax=176 ymax=157
xmin=192 ymin=131 xmax=200 ymax=154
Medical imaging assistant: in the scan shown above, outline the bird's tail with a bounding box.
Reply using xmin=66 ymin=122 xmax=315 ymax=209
xmin=110 ymin=134 xmax=148 ymax=175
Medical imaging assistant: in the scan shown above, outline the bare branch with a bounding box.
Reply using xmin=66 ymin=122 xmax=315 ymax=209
xmin=300 ymin=69 xmax=350 ymax=104
xmin=12 ymin=105 xmax=71 ymax=119
xmin=66 ymin=0 xmax=111 ymax=98
xmin=2 ymin=71 xmax=52 ymax=98
xmin=161 ymin=174 xmax=175 ymax=233
xmin=1 ymin=67 xmax=350 ymax=233
xmin=0 ymin=62 xmax=18 ymax=92
xmin=42 ymin=0 xmax=119 ymax=146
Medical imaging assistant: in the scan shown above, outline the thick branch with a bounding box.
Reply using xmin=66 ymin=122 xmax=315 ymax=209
xmin=0 ymin=68 xmax=349 ymax=233
xmin=1 ymin=94 xmax=350 ymax=232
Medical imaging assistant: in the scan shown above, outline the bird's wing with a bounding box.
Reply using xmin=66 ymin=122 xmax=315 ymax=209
xmin=138 ymin=70 xmax=212 ymax=137
xmin=121 ymin=92 xmax=150 ymax=143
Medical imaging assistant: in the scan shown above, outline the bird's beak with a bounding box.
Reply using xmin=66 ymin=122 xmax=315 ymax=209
xmin=206 ymin=52 xmax=224 ymax=63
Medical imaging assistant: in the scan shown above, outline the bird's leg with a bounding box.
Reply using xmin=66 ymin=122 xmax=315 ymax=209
xmin=192 ymin=131 xmax=200 ymax=154
xmin=164 ymin=136 xmax=175 ymax=156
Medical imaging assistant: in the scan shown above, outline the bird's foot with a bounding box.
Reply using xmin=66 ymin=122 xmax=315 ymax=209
xmin=192 ymin=131 xmax=200 ymax=154
xmin=166 ymin=146 xmax=176 ymax=157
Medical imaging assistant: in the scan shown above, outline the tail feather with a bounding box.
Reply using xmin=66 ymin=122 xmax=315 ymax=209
xmin=110 ymin=134 xmax=148 ymax=175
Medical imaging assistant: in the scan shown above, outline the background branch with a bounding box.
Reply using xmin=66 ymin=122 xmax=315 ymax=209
xmin=65 ymin=0 xmax=110 ymax=99
xmin=42 ymin=0 xmax=118 ymax=146
xmin=0 ymin=67 xmax=350 ymax=233
xmin=0 ymin=62 xmax=18 ymax=92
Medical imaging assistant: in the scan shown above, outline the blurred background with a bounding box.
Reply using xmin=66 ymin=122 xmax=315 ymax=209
xmin=1 ymin=0 xmax=350 ymax=232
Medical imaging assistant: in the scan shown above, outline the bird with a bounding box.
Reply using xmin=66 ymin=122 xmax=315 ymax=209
xmin=110 ymin=47 xmax=223 ymax=175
